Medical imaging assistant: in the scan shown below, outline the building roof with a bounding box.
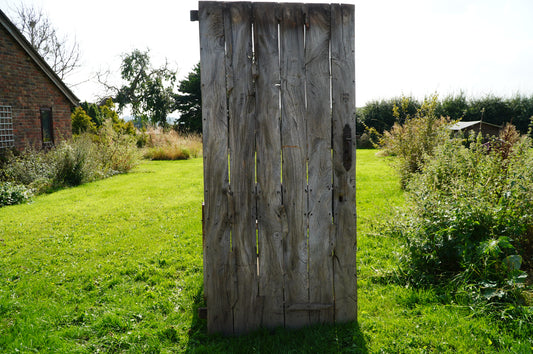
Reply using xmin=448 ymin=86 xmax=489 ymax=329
xmin=449 ymin=120 xmax=502 ymax=131
xmin=0 ymin=9 xmax=79 ymax=106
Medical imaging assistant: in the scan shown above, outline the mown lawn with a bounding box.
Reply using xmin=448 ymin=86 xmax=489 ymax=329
xmin=0 ymin=151 xmax=531 ymax=352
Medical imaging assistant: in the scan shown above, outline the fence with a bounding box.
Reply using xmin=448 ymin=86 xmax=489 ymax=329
xmin=198 ymin=1 xmax=356 ymax=335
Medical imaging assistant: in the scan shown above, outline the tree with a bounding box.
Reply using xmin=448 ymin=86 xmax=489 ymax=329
xmin=12 ymin=5 xmax=80 ymax=80
xmin=80 ymin=102 xmax=103 ymax=128
xmin=71 ymin=107 xmax=96 ymax=135
xmin=174 ymin=64 xmax=202 ymax=134
xmin=100 ymin=49 xmax=178 ymax=127
xmin=72 ymin=99 xmax=135 ymax=136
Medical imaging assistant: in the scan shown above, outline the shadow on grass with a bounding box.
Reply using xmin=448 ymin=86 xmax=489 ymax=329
xmin=186 ymin=289 xmax=368 ymax=353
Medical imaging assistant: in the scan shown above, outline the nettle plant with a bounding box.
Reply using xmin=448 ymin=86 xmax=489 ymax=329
xmin=392 ymin=124 xmax=531 ymax=302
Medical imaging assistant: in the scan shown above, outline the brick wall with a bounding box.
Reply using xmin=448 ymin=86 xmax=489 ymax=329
xmin=0 ymin=24 xmax=73 ymax=151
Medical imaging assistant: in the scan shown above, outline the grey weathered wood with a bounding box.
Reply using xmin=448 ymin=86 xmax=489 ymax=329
xmin=199 ymin=1 xmax=233 ymax=335
xmin=331 ymin=3 xmax=357 ymax=323
xmin=253 ymin=2 xmax=285 ymax=329
xmin=224 ymin=2 xmax=260 ymax=335
xmin=280 ymin=3 xmax=309 ymax=328
xmin=199 ymin=2 xmax=356 ymax=334
xmin=305 ymin=3 xmax=334 ymax=325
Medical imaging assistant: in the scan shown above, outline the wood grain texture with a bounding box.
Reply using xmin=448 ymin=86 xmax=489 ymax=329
xmin=253 ymin=2 xmax=285 ymax=329
xmin=224 ymin=2 xmax=260 ymax=335
xmin=305 ymin=3 xmax=334 ymax=324
xmin=198 ymin=1 xmax=233 ymax=335
xmin=199 ymin=2 xmax=356 ymax=334
xmin=331 ymin=3 xmax=357 ymax=323
xmin=280 ymin=2 xmax=309 ymax=328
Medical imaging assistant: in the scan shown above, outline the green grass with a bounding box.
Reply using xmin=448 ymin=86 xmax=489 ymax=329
xmin=0 ymin=152 xmax=531 ymax=352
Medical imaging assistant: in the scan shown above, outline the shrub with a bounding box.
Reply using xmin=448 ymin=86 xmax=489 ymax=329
xmin=380 ymin=95 xmax=452 ymax=187
xmin=356 ymin=126 xmax=380 ymax=149
xmin=0 ymin=182 xmax=33 ymax=207
xmin=142 ymin=127 xmax=202 ymax=160
xmin=360 ymin=93 xmax=533 ymax=136
xmin=48 ymin=135 xmax=100 ymax=187
xmin=95 ymin=120 xmax=141 ymax=174
xmin=358 ymin=96 xmax=420 ymax=134
xmin=71 ymin=106 xmax=97 ymax=135
xmin=389 ymin=126 xmax=531 ymax=303
xmin=0 ymin=120 xmax=140 ymax=193
xmin=0 ymin=145 xmax=52 ymax=186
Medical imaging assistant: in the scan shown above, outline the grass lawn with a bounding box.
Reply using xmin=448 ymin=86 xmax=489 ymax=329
xmin=1 ymin=151 xmax=531 ymax=352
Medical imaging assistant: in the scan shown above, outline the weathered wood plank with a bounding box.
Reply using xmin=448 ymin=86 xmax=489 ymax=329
xmin=331 ymin=3 xmax=357 ymax=323
xmin=224 ymin=2 xmax=260 ymax=335
xmin=253 ymin=2 xmax=285 ymax=329
xmin=305 ymin=3 xmax=334 ymax=325
xmin=280 ymin=3 xmax=309 ymax=328
xmin=198 ymin=1 xmax=233 ymax=335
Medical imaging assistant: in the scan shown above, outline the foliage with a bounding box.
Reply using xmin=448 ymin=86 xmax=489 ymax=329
xmin=71 ymin=106 xmax=96 ymax=135
xmin=0 ymin=155 xmax=531 ymax=352
xmin=389 ymin=126 xmax=532 ymax=305
xmin=0 ymin=182 xmax=32 ymax=207
xmin=1 ymin=121 xmax=140 ymax=192
xmin=94 ymin=120 xmax=140 ymax=174
xmin=357 ymin=125 xmax=381 ymax=149
xmin=75 ymin=99 xmax=135 ymax=136
xmin=358 ymin=96 xmax=419 ymax=134
xmin=48 ymin=135 xmax=101 ymax=187
xmin=174 ymin=64 xmax=202 ymax=134
xmin=435 ymin=91 xmax=469 ymax=120
xmin=359 ymin=92 xmax=533 ymax=135
xmin=380 ymin=95 xmax=452 ymax=187
xmin=11 ymin=4 xmax=80 ymax=80
xmin=80 ymin=101 xmax=104 ymax=127
xmin=142 ymin=127 xmax=202 ymax=160
xmin=101 ymin=49 xmax=178 ymax=127
xmin=0 ymin=145 xmax=52 ymax=187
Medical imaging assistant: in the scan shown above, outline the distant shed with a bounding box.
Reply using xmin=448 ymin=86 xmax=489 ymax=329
xmin=449 ymin=120 xmax=501 ymax=137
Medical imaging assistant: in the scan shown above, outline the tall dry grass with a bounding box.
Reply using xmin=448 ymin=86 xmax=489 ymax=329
xmin=143 ymin=127 xmax=202 ymax=160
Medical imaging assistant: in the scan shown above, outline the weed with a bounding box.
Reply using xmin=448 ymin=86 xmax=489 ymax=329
xmin=143 ymin=127 xmax=202 ymax=160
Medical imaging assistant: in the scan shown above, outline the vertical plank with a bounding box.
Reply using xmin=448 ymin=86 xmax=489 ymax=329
xmin=305 ymin=4 xmax=334 ymax=324
xmin=280 ymin=3 xmax=309 ymax=328
xmin=253 ymin=3 xmax=285 ymax=329
xmin=198 ymin=1 xmax=233 ymax=334
xmin=224 ymin=2 xmax=260 ymax=334
xmin=331 ymin=4 xmax=357 ymax=323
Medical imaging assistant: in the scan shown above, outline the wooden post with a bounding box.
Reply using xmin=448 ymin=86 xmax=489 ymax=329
xmin=331 ymin=3 xmax=357 ymax=323
xmin=254 ymin=2 xmax=285 ymax=329
xmin=199 ymin=1 xmax=233 ymax=335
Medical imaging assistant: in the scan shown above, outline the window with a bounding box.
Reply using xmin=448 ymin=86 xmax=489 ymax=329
xmin=0 ymin=105 xmax=14 ymax=149
xmin=40 ymin=108 xmax=53 ymax=145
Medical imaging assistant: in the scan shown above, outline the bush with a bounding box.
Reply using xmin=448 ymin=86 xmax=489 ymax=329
xmin=358 ymin=96 xmax=420 ymax=134
xmin=0 ymin=145 xmax=52 ymax=186
xmin=389 ymin=125 xmax=531 ymax=303
xmin=0 ymin=182 xmax=33 ymax=207
xmin=95 ymin=120 xmax=141 ymax=174
xmin=142 ymin=127 xmax=202 ymax=160
xmin=71 ymin=106 xmax=97 ymax=135
xmin=48 ymin=135 xmax=100 ymax=187
xmin=356 ymin=126 xmax=380 ymax=149
xmin=0 ymin=119 xmax=140 ymax=193
xmin=360 ymin=92 xmax=533 ymax=136
xmin=380 ymin=95 xmax=452 ymax=187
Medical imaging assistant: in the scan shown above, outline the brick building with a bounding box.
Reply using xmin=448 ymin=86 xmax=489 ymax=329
xmin=0 ymin=9 xmax=79 ymax=151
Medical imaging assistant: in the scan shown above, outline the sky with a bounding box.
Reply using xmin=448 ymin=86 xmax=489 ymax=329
xmin=2 ymin=0 xmax=533 ymax=109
